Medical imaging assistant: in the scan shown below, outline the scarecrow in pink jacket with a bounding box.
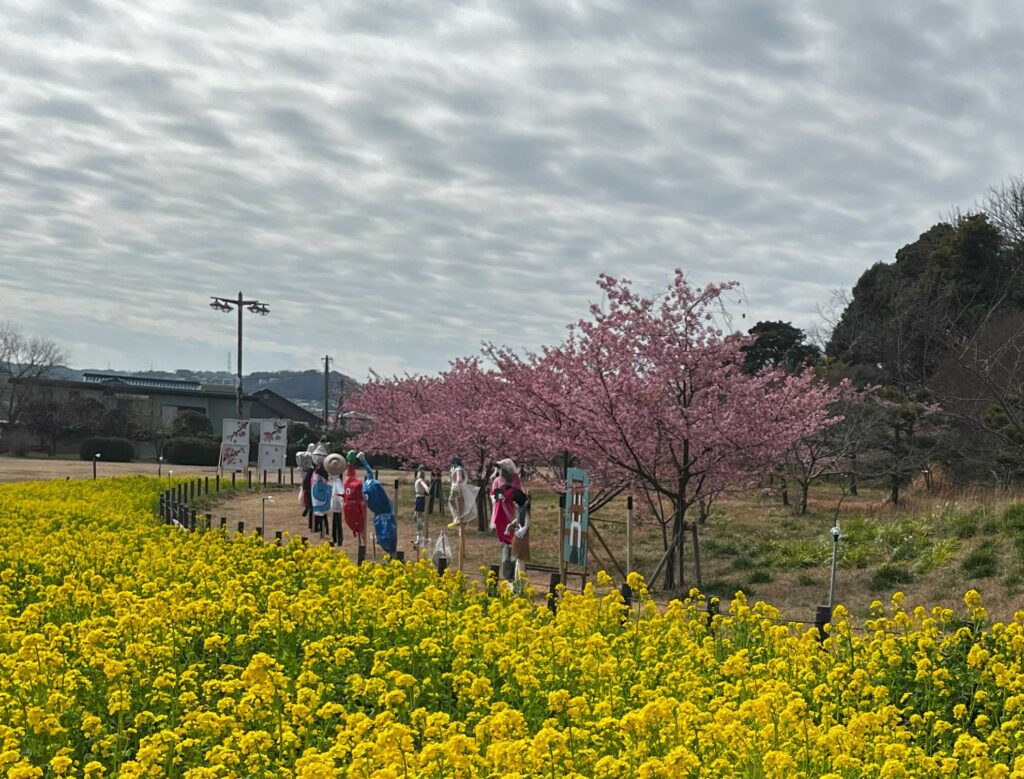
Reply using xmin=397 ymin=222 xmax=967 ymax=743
xmin=490 ymin=458 xmax=526 ymax=580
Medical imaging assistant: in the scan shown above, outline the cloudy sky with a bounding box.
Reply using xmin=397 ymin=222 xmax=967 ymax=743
xmin=1 ymin=1 xmax=1022 ymax=378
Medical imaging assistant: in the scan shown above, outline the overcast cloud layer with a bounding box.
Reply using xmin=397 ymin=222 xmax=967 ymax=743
xmin=2 ymin=1 xmax=1023 ymax=377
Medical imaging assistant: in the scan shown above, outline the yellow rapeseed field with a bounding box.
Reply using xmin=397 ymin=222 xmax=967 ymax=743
xmin=1 ymin=478 xmax=1024 ymax=778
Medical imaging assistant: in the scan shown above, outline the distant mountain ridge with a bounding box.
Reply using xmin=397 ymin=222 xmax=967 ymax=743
xmin=48 ymin=367 xmax=356 ymax=409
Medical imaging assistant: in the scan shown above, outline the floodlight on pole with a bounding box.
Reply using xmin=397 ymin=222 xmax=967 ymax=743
xmin=209 ymin=291 xmax=270 ymax=419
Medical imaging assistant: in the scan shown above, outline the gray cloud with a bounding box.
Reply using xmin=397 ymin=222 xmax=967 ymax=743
xmin=2 ymin=1 xmax=1023 ymax=379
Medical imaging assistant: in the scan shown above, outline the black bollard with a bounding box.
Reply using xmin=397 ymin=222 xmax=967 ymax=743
xmin=357 ymin=545 xmax=366 ymax=564
xmin=220 ymin=516 xmax=226 ymax=530
xmin=301 ymin=536 xmax=308 ymax=545
xmin=205 ymin=511 xmax=212 ymax=531
xmin=395 ymin=551 xmax=405 ymax=563
xmin=275 ymin=530 xmax=283 ymax=545
xmin=706 ymin=598 xmax=720 ymax=629
xmin=437 ymin=556 xmax=448 ymax=575
xmin=204 ymin=476 xmax=209 ymax=495
xmin=548 ymin=573 xmax=560 ymax=614
xmin=231 ymin=472 xmax=236 ymax=488
xmin=237 ymin=521 xmax=245 ymax=535
xmin=247 ymin=470 xmax=252 ymax=489
xmin=216 ymin=474 xmax=221 ymax=492
xmin=262 ymin=470 xmax=267 ymax=487
xmin=277 ymin=469 xmax=282 ymax=486
xmin=814 ymin=605 xmax=832 ymax=642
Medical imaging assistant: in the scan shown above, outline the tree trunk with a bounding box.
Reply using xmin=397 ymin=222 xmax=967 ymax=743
xmin=662 ymin=516 xmax=675 ymax=591
xmin=781 ymin=478 xmax=789 ymax=507
xmin=800 ymin=481 xmax=809 ymax=515
xmin=889 ymin=477 xmax=900 ymax=506
xmin=676 ymin=522 xmax=686 ymax=592
xmin=476 ymin=479 xmax=490 ymax=531
xmin=849 ymin=453 xmax=858 ymax=496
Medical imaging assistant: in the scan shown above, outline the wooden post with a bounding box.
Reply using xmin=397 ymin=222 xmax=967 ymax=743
xmin=247 ymin=470 xmax=252 ymax=489
xmin=277 ymin=469 xmax=282 ymax=486
xmin=626 ymin=495 xmax=633 ymax=575
xmin=393 ymin=479 xmax=400 ymax=522
xmin=262 ymin=470 xmax=267 ymax=487
xmin=205 ymin=511 xmax=212 ymax=530
xmin=558 ymin=492 xmax=567 ymax=588
xmin=231 ymin=472 xmax=236 ymax=488
xmin=458 ymin=525 xmax=466 ymax=574
xmin=216 ymin=474 xmax=220 ymax=492
xmin=204 ymin=476 xmax=209 ymax=494
xmin=220 ymin=516 xmax=226 ymax=530
xmin=290 ymin=467 xmax=294 ymax=486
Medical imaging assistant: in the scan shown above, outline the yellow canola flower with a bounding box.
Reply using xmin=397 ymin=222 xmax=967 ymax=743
xmin=2 ymin=477 xmax=1024 ymax=777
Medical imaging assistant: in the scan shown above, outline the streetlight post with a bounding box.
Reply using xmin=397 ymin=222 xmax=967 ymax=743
xmin=209 ymin=292 xmax=270 ymax=419
xmin=92 ymin=453 xmax=101 ymax=480
xmin=158 ymin=456 xmax=164 ymax=478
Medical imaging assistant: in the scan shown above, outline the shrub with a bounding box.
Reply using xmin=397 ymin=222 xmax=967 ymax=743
xmin=1002 ymin=504 xmax=1024 ymax=534
xmin=164 ymin=437 xmax=220 ymax=466
xmin=171 ymin=410 xmax=213 ymax=438
xmin=79 ymin=437 xmax=134 ymax=462
xmin=870 ymin=563 xmax=914 ymax=591
xmin=961 ymin=542 xmax=999 ymax=579
xmin=949 ymin=512 xmax=978 ymax=539
xmin=748 ymin=569 xmax=773 ymax=584
xmin=797 ymin=573 xmax=815 ymax=587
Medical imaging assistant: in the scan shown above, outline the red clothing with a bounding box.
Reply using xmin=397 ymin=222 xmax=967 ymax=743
xmin=490 ymin=474 xmax=522 ymax=545
xmin=342 ymin=464 xmax=366 ymax=537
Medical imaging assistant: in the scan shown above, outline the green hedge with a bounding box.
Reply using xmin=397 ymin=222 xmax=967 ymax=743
xmin=165 ymin=437 xmax=220 ymax=466
xmin=79 ymin=437 xmax=135 ymax=462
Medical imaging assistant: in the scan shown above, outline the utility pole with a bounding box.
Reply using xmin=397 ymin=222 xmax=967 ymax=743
xmin=322 ymin=355 xmax=332 ymax=429
xmin=209 ymin=292 xmax=269 ymax=419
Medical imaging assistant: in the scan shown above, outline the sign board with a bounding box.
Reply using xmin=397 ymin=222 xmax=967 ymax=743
xmin=258 ymin=444 xmax=286 ymax=472
xmin=260 ymin=418 xmax=288 ymax=446
xmin=222 ymin=419 xmax=251 ymax=446
xmin=219 ymin=443 xmax=249 ymax=472
xmin=562 ymin=467 xmax=590 ymax=568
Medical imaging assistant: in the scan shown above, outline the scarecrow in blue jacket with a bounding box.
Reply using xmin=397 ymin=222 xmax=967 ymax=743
xmin=355 ymin=451 xmax=397 ymax=556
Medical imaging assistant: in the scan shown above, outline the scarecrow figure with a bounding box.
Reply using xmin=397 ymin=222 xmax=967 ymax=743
xmin=490 ymin=458 xmax=527 ymax=582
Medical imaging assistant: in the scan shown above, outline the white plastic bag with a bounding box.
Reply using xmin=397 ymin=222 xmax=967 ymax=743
xmin=432 ymin=531 xmax=452 ymax=567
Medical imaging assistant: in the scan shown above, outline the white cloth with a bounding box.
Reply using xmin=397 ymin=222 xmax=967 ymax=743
xmin=330 ymin=475 xmax=344 ymax=513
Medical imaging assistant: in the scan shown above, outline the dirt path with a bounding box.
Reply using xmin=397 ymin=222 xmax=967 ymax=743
xmin=0 ymin=455 xmax=219 ymax=483
xmin=196 ymin=485 xmax=566 ymax=593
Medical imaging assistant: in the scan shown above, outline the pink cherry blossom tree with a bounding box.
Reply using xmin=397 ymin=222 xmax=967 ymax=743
xmin=489 ymin=271 xmax=841 ymax=591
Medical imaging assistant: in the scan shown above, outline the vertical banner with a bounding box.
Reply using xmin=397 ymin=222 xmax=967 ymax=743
xmin=222 ymin=419 xmax=251 ymax=446
xmin=258 ymin=419 xmax=288 ymax=472
xmin=258 ymin=444 xmax=286 ymax=472
xmin=220 ymin=419 xmax=251 ymax=473
xmin=219 ymin=443 xmax=249 ymax=472
xmin=260 ymin=418 xmax=288 ymax=446
xmin=562 ymin=468 xmax=590 ymax=568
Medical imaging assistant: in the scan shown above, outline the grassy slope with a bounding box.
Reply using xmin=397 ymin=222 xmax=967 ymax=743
xmin=514 ymin=477 xmax=1024 ymax=623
